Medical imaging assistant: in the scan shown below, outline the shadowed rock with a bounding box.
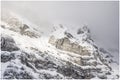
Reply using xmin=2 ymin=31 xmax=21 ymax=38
xmin=1 ymin=35 xmax=19 ymax=52
xmin=1 ymin=51 xmax=15 ymax=63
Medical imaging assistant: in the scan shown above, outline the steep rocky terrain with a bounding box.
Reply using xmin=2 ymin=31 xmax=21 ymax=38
xmin=0 ymin=12 xmax=119 ymax=79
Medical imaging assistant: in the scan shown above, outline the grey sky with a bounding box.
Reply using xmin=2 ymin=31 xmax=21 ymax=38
xmin=1 ymin=1 xmax=119 ymax=53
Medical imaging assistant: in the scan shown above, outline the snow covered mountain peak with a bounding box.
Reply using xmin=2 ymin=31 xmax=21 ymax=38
xmin=0 ymin=12 xmax=119 ymax=79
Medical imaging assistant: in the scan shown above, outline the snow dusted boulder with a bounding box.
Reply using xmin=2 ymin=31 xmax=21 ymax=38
xmin=1 ymin=35 xmax=19 ymax=52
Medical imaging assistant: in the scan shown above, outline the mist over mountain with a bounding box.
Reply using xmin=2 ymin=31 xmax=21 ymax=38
xmin=1 ymin=1 xmax=119 ymax=79
xmin=2 ymin=1 xmax=119 ymax=58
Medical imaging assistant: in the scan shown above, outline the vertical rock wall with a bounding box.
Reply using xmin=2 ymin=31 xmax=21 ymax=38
xmin=49 ymin=36 xmax=91 ymax=56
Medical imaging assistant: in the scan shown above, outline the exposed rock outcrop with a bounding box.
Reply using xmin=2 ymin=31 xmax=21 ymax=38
xmin=49 ymin=36 xmax=91 ymax=56
xmin=77 ymin=25 xmax=90 ymax=34
xmin=19 ymin=24 xmax=40 ymax=38
xmin=1 ymin=35 xmax=19 ymax=52
xmin=1 ymin=13 xmax=41 ymax=38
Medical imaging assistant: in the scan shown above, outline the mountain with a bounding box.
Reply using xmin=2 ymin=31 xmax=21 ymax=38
xmin=0 ymin=12 xmax=119 ymax=79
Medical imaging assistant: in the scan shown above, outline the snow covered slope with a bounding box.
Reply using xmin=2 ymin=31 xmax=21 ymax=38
xmin=0 ymin=12 xmax=119 ymax=79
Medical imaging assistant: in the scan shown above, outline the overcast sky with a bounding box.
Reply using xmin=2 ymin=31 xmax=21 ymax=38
xmin=1 ymin=1 xmax=119 ymax=55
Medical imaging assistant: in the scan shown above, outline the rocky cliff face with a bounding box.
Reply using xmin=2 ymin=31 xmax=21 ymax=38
xmin=49 ymin=36 xmax=90 ymax=56
xmin=48 ymin=25 xmax=119 ymax=79
xmin=0 ymin=34 xmax=95 ymax=79
xmin=0 ymin=12 xmax=119 ymax=79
